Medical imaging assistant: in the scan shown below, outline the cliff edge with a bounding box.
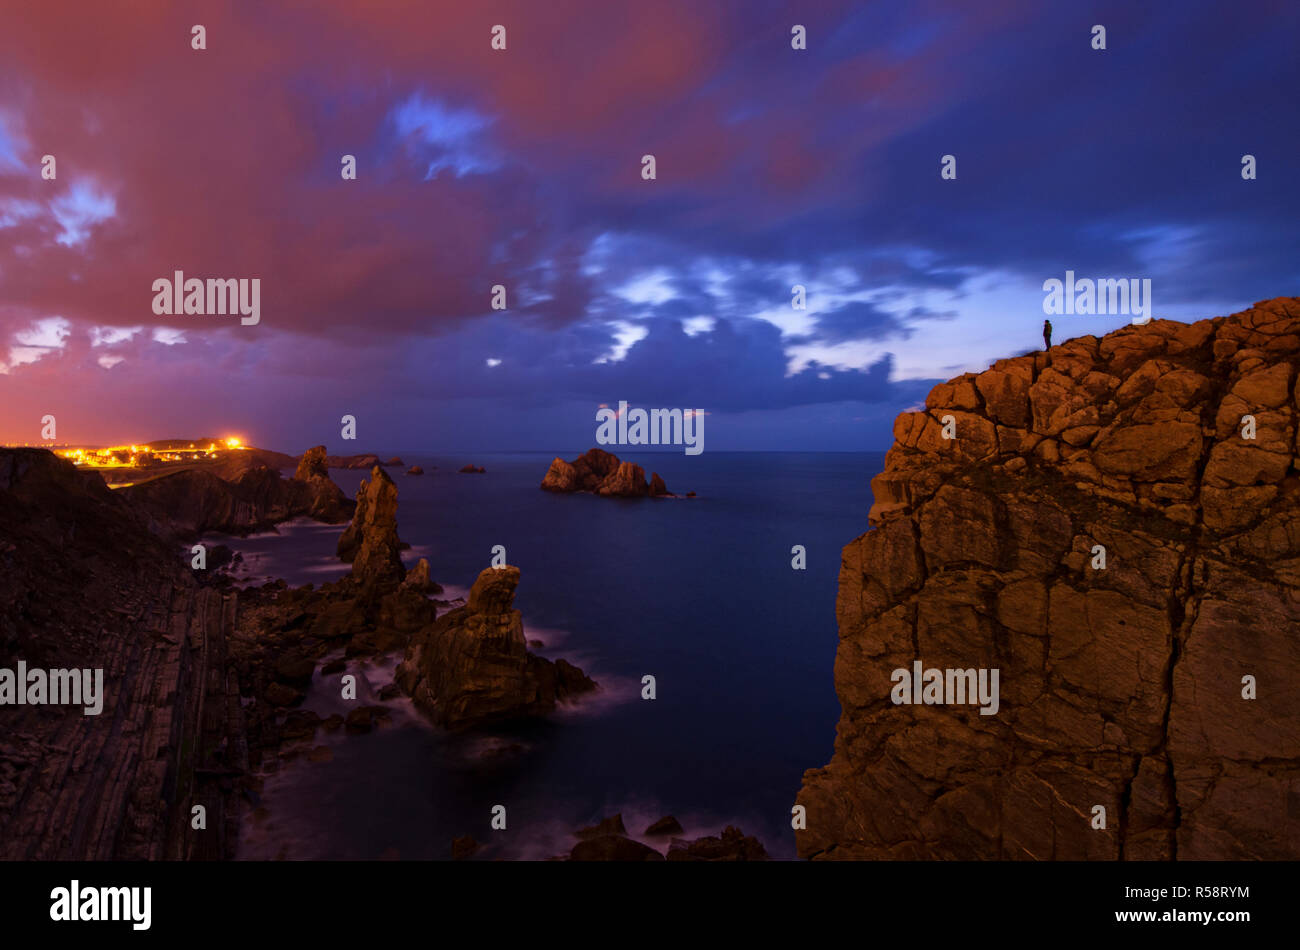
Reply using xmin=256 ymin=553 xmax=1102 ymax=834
xmin=797 ymin=297 xmax=1300 ymax=860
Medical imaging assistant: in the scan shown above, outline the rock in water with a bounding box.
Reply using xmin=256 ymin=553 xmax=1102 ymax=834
xmin=336 ymin=466 xmax=404 ymax=585
xmin=395 ymin=566 xmax=596 ymax=730
xmin=291 ymin=445 xmax=352 ymax=522
xmin=540 ymin=447 xmax=669 ymax=497
xmin=797 ymin=298 xmax=1300 ymax=861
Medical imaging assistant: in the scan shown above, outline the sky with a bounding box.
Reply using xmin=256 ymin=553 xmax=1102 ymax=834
xmin=1 ymin=0 xmax=1297 ymax=453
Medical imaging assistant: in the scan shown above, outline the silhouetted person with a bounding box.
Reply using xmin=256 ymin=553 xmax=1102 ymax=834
xmin=1043 ymin=319 xmax=1053 ymax=350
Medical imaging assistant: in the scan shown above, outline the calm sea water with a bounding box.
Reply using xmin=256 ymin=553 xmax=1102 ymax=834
xmin=231 ymin=451 xmax=882 ymax=860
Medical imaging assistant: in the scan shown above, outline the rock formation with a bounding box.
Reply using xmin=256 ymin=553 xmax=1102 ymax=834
xmin=459 ymin=464 xmax=486 ymax=474
xmin=540 ymin=448 xmax=671 ymax=497
xmin=336 ymin=466 xmax=404 ymax=585
xmin=122 ymin=458 xmax=353 ymax=539
xmin=406 ymin=465 xmax=424 ymax=475
xmin=291 ymin=445 xmax=353 ymax=521
xmin=0 ymin=449 xmax=245 ymax=859
xmin=385 ymin=457 xmax=404 ymax=466
xmin=797 ymin=298 xmax=1300 ymax=860
xmin=395 ymin=566 xmax=596 ymax=730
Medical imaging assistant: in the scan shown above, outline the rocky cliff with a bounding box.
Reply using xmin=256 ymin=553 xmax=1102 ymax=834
xmin=0 ymin=450 xmax=245 ymax=859
xmin=797 ymin=297 xmax=1300 ymax=860
xmin=123 ymin=446 xmax=354 ymax=538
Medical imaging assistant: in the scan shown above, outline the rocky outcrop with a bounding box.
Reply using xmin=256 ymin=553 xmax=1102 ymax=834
xmin=797 ymin=298 xmax=1300 ymax=861
xmin=406 ymin=465 xmax=424 ymax=475
xmin=667 ymin=826 xmax=770 ymax=861
xmin=395 ymin=566 xmax=596 ymax=730
xmin=459 ymin=464 xmax=486 ymax=474
xmin=540 ymin=448 xmax=670 ymax=497
xmin=384 ymin=457 xmax=404 ymax=466
xmin=292 ymin=445 xmax=353 ymax=522
xmin=121 ymin=445 xmax=353 ymax=539
xmin=319 ymin=453 xmax=382 ymax=469
xmin=336 ymin=466 xmax=404 ymax=585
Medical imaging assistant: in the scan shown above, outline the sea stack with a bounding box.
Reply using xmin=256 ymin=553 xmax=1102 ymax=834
xmin=336 ymin=465 xmax=405 ymax=585
xmin=395 ymin=565 xmax=596 ymax=730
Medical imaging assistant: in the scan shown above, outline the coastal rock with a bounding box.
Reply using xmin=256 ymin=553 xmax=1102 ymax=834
xmin=797 ymin=297 xmax=1300 ymax=861
xmin=459 ymin=464 xmax=486 ymax=474
xmin=406 ymin=465 xmax=424 ymax=475
xmin=385 ymin=457 xmax=404 ymax=466
xmin=394 ymin=566 xmax=597 ymax=730
xmin=400 ymin=558 xmax=442 ymax=595
xmin=336 ymin=466 xmax=405 ymax=586
xmin=644 ymin=815 xmax=684 ymax=836
xmin=291 ymin=445 xmax=353 ymax=522
xmin=322 ymin=453 xmax=382 ymax=469
xmin=649 ymin=473 xmax=673 ymax=497
xmin=666 ymin=826 xmax=770 ymax=861
xmin=540 ymin=448 xmax=669 ymax=497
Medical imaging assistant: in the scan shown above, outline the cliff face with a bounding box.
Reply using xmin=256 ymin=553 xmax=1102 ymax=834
xmin=797 ymin=297 xmax=1300 ymax=861
xmin=0 ymin=450 xmax=244 ymax=859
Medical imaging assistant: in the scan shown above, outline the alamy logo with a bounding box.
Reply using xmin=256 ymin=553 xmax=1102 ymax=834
xmin=0 ymin=662 xmax=103 ymax=715
xmin=890 ymin=660 xmax=1000 ymax=716
xmin=1042 ymin=270 xmax=1151 ymax=324
xmin=50 ymin=881 xmax=151 ymax=931
xmin=151 ymin=270 xmax=261 ymax=325
xmin=596 ymin=400 xmax=704 ymax=455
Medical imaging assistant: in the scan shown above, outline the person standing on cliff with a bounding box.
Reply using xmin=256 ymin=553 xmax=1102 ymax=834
xmin=1043 ymin=319 xmax=1053 ymax=350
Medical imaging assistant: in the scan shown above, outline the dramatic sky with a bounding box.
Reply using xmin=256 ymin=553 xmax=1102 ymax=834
xmin=1 ymin=1 xmax=1297 ymax=452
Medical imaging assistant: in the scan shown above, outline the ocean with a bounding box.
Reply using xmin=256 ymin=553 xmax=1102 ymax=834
xmin=230 ymin=451 xmax=882 ymax=860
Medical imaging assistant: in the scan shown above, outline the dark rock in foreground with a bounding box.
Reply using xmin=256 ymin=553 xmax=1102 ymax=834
xmin=667 ymin=826 xmax=770 ymax=861
xmin=395 ymin=565 xmax=596 ymax=730
xmin=644 ymin=815 xmax=684 ymax=836
xmin=540 ymin=447 xmax=672 ymax=497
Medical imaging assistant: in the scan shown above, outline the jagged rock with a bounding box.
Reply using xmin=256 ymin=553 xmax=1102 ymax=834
xmin=540 ymin=448 xmax=669 ymax=497
xmin=459 ymin=464 xmax=486 ymax=474
xmin=644 ymin=815 xmax=684 ymax=836
xmin=385 ymin=457 xmax=404 ymax=466
xmin=666 ymin=826 xmax=769 ymax=861
xmin=292 ymin=445 xmax=353 ymax=522
xmin=395 ymin=566 xmax=597 ymax=730
xmin=649 ymin=473 xmax=673 ymax=496
xmin=406 ymin=465 xmax=424 ymax=475
xmin=798 ymin=297 xmax=1300 ymax=861
xmin=336 ymin=466 xmax=405 ymax=585
xmin=400 ymin=558 xmax=441 ymax=595
xmin=570 ymin=837 xmax=664 ymax=861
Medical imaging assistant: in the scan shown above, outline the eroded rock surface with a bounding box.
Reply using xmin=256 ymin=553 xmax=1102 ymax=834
xmin=395 ymin=566 xmax=596 ymax=730
xmin=798 ymin=298 xmax=1300 ymax=861
xmin=541 ymin=447 xmax=670 ymax=497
